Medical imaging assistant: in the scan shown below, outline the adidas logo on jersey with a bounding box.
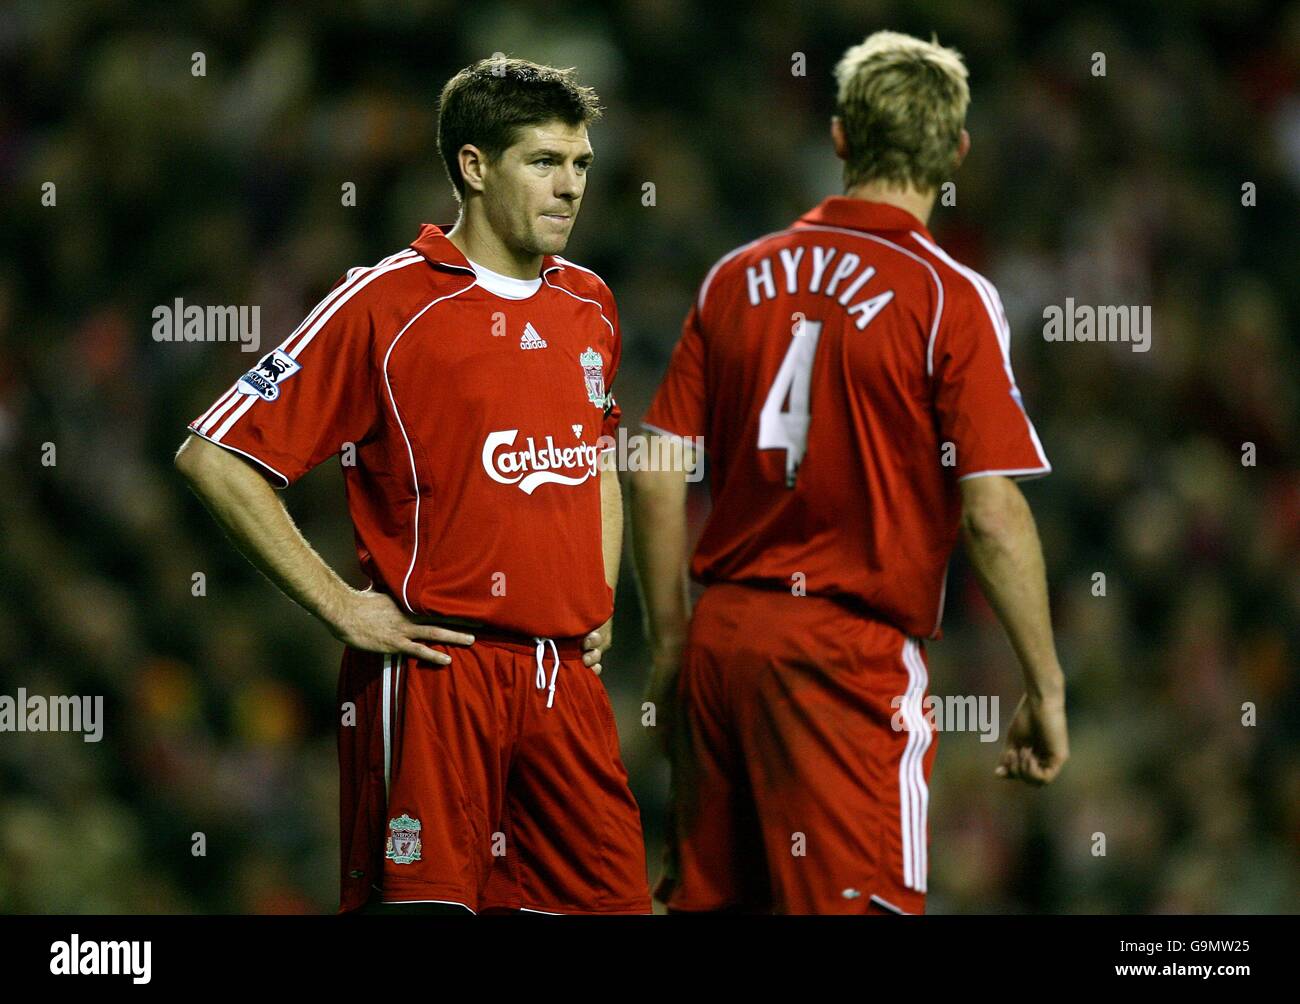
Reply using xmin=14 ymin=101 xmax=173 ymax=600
xmin=520 ymin=322 xmax=548 ymax=350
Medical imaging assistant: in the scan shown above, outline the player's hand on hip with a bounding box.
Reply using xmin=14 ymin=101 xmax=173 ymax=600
xmin=583 ymin=618 xmax=612 ymax=675
xmin=995 ymin=690 xmax=1068 ymax=785
xmin=327 ymin=588 xmax=474 ymax=665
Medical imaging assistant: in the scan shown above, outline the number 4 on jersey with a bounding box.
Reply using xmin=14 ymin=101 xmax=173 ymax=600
xmin=758 ymin=319 xmax=822 ymax=487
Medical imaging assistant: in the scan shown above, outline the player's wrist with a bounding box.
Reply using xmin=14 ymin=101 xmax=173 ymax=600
xmin=319 ymin=582 xmax=360 ymax=638
xmin=1025 ymin=667 xmax=1066 ymax=704
xmin=647 ymin=627 xmax=686 ymax=656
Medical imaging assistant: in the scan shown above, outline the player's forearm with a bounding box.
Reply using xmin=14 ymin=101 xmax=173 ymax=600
xmin=960 ymin=486 xmax=1063 ymax=698
xmin=628 ymin=465 xmax=692 ymax=652
xmin=175 ymin=435 xmax=353 ymax=629
xmin=599 ymin=458 xmax=623 ymax=592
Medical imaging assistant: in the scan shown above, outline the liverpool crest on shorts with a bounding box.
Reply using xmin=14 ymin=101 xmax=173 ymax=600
xmin=580 ymin=347 xmax=605 ymax=408
xmin=385 ymin=813 xmax=422 ymax=865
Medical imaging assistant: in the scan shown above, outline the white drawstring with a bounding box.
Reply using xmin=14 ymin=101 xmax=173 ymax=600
xmin=533 ymin=637 xmax=561 ymax=708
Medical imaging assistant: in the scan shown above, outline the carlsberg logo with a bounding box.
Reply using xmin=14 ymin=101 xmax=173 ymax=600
xmin=483 ymin=429 xmax=600 ymax=494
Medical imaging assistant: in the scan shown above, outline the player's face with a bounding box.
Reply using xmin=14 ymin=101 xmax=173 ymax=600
xmin=482 ymin=120 xmax=592 ymax=258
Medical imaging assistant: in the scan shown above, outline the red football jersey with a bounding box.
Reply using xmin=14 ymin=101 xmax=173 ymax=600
xmin=643 ymin=197 xmax=1050 ymax=639
xmin=189 ymin=224 xmax=622 ymax=638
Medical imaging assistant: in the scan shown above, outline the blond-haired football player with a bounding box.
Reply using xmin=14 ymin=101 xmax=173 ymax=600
xmin=632 ymin=30 xmax=1068 ymax=914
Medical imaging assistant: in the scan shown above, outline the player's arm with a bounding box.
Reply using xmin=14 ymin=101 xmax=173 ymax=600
xmin=628 ymin=438 xmax=692 ymax=654
xmin=174 ymin=433 xmax=473 ymax=663
xmin=583 ymin=456 xmax=622 ymax=674
xmin=628 ymin=436 xmax=694 ymax=747
xmin=959 ymin=474 xmax=1068 ymax=784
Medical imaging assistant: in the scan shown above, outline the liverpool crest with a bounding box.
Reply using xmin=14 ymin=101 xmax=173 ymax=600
xmin=580 ymin=346 xmax=605 ymax=408
xmin=385 ymin=813 xmax=422 ymax=865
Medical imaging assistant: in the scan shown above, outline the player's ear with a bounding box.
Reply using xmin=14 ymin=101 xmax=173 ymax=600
xmin=954 ymin=128 xmax=970 ymax=169
xmin=831 ymin=116 xmax=850 ymax=162
xmin=458 ymin=144 xmax=488 ymax=195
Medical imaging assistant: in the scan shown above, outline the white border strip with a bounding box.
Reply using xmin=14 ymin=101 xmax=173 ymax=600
xmin=909 ymin=232 xmax=1050 ymax=471
xmin=186 ymin=426 xmax=292 ymax=489
xmin=196 ymin=249 xmax=416 ymax=436
xmin=382 ymin=654 xmax=393 ymax=799
xmin=900 ymin=639 xmax=932 ymax=892
xmin=381 ymin=280 xmax=479 ymax=612
xmin=380 ymin=898 xmax=477 ymax=915
xmin=204 ymin=251 xmax=423 ymax=443
xmin=787 ymin=224 xmax=945 ymax=374
xmin=958 ymin=466 xmax=1051 ymax=481
xmin=542 ymin=272 xmax=615 ymax=337
xmin=870 ymin=893 xmax=913 ymax=915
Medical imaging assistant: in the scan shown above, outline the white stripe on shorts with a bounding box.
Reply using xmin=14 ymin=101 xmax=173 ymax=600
xmin=899 ymin=639 xmax=932 ymax=892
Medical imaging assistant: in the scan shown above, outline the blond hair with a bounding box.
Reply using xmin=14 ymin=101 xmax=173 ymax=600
xmin=833 ymin=31 xmax=970 ymax=192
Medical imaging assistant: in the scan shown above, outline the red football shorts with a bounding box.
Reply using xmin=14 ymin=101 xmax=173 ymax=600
xmin=656 ymin=582 xmax=939 ymax=914
xmin=337 ymin=632 xmax=652 ymax=914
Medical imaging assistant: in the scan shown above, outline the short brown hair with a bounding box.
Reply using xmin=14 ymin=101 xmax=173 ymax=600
xmin=437 ymin=57 xmax=603 ymax=201
xmin=833 ymin=31 xmax=970 ymax=193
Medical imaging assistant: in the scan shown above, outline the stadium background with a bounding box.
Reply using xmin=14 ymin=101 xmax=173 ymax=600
xmin=1 ymin=0 xmax=1297 ymax=913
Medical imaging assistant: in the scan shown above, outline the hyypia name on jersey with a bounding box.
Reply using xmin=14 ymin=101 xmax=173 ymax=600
xmin=744 ymin=245 xmax=895 ymax=329
xmin=483 ymin=429 xmax=601 ymax=494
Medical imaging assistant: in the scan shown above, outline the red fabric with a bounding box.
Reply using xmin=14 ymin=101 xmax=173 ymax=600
xmin=655 ymin=583 xmax=938 ymax=915
xmin=644 ymin=197 xmax=1050 ymax=638
xmin=337 ymin=637 xmax=651 ymax=914
xmin=188 ymin=224 xmax=621 ymax=638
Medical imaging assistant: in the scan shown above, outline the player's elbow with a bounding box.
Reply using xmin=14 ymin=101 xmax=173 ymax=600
xmin=627 ymin=465 xmax=684 ymax=506
xmin=959 ymin=475 xmax=1024 ymax=540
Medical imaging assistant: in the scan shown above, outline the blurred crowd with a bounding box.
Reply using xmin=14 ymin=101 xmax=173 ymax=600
xmin=0 ymin=0 xmax=1297 ymax=913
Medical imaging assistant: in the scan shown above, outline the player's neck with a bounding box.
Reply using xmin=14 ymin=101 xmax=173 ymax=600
xmin=842 ymin=181 xmax=936 ymax=228
xmin=444 ymin=209 xmax=543 ymax=280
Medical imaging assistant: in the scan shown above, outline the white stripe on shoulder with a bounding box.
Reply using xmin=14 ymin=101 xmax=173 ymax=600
xmin=909 ymin=232 xmax=1050 ymax=470
xmin=284 ymin=250 xmax=421 ymax=358
xmin=542 ymin=271 xmax=615 ymax=337
xmin=551 ymin=255 xmax=602 ymax=279
xmin=208 ymin=250 xmax=422 ymax=442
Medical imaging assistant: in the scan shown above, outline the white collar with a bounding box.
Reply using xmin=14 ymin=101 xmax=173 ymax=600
xmin=468 ymin=258 xmax=543 ymax=300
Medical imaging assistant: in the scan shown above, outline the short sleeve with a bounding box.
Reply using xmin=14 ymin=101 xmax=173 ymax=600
xmin=643 ymin=303 xmax=708 ymax=440
xmin=186 ymin=273 xmax=380 ymax=487
xmin=932 ymin=279 xmax=1051 ymax=481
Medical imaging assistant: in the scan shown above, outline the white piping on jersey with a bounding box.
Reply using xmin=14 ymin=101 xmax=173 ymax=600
xmin=899 ymin=639 xmax=932 ymax=893
xmin=534 ymin=637 xmax=561 ymax=708
xmin=194 ymin=249 xmax=417 ymax=434
xmin=958 ymin=466 xmax=1051 ymax=481
xmin=908 ymin=231 xmax=1051 ymax=471
xmin=382 ymin=654 xmax=393 ymax=799
xmin=550 ymin=255 xmax=596 ymax=277
xmin=541 ymin=271 xmax=615 ymax=337
xmin=693 ymin=224 xmax=946 ymax=378
xmin=378 ymin=896 xmax=478 ymax=914
xmin=198 ymin=249 xmax=422 ymax=441
xmin=869 ymin=893 xmax=912 ymax=915
xmin=382 ymin=278 xmax=479 ymax=612
xmin=186 ymin=426 xmax=293 ymax=488
xmin=784 ymin=224 xmax=945 ymax=375
xmin=210 ymin=251 xmax=423 ymax=441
